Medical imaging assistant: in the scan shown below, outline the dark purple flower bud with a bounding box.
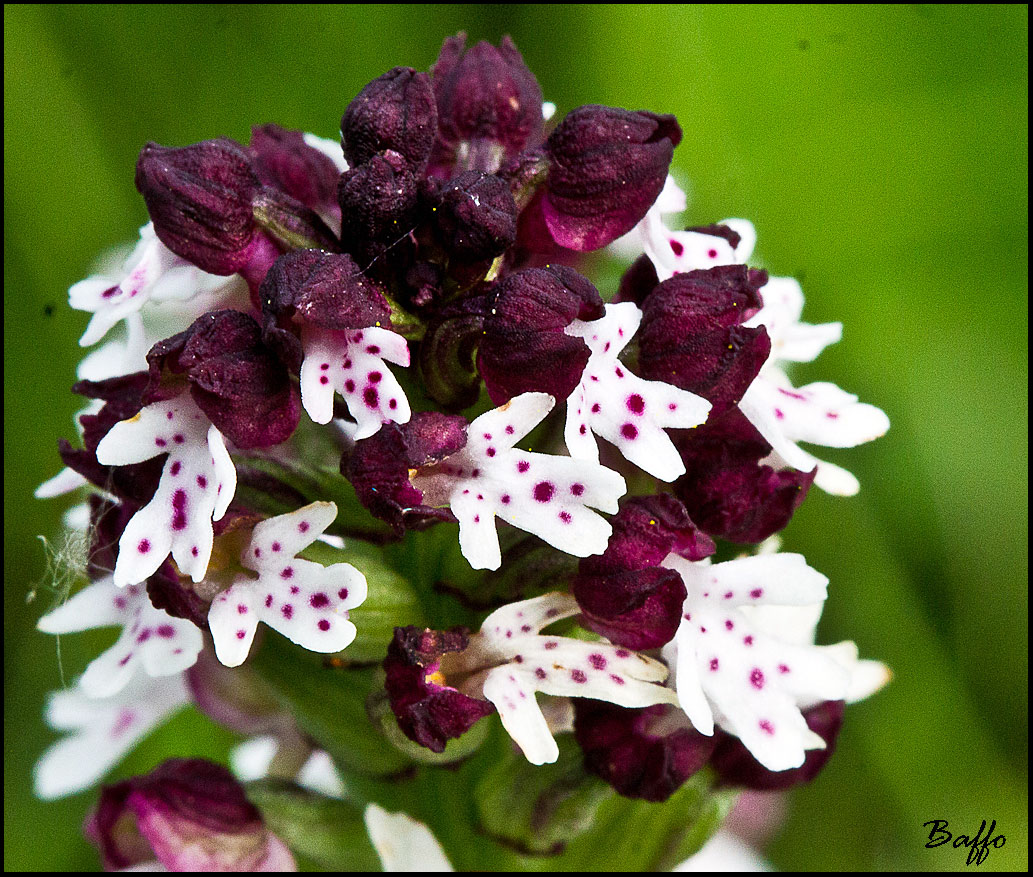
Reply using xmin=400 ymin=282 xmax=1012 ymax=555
xmin=434 ymin=171 xmax=518 ymax=263
xmin=341 ymin=67 xmax=437 ymax=171
xmin=337 ymin=149 xmax=419 ymax=255
xmin=638 ymin=265 xmax=771 ymax=415
xmin=85 ymin=758 xmax=297 ymax=871
xmin=711 ymin=700 xmax=845 ymax=790
xmin=430 ymin=34 xmax=543 ymax=172
xmin=58 ymin=374 xmax=164 ymax=504
xmin=249 ymin=124 xmax=342 ymax=216
xmin=135 ymin=138 xmax=262 ymax=275
xmin=615 ymin=253 xmax=660 ymax=307
xmin=541 ymin=105 xmax=681 ymax=251
xmin=383 ymin=626 xmax=495 ymax=753
xmin=259 ymin=250 xmax=392 ymax=370
xmin=573 ymin=495 xmax=713 ymax=650
xmin=672 ymin=407 xmax=815 ymax=543
xmin=146 ymin=310 xmax=300 ymax=449
xmin=342 ymin=411 xmax=468 ymax=533
xmin=476 ymin=265 xmax=604 ymax=404
xmin=573 ymin=702 xmax=716 ymax=802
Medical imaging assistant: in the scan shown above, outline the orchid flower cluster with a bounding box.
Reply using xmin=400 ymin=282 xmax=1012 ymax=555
xmin=35 ymin=33 xmax=890 ymax=871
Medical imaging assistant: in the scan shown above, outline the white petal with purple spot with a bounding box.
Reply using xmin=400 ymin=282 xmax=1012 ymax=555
xmin=38 ymin=576 xmax=202 ymax=697
xmin=300 ymin=325 xmax=411 ymax=438
xmin=413 ymin=394 xmax=626 ymax=571
xmin=209 ymin=503 xmax=368 ymax=667
xmin=642 ymin=210 xmax=756 ymax=282
xmin=471 ymin=593 xmax=678 ymax=765
xmin=34 ymin=673 xmax=190 ymax=800
xmin=97 ymin=396 xmax=237 ymax=587
xmin=563 ymin=303 xmax=711 ymax=480
xmin=662 ymin=553 xmax=851 ymax=772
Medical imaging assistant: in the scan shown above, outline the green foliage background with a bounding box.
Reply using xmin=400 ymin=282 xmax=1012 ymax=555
xmin=4 ymin=5 xmax=1027 ymax=871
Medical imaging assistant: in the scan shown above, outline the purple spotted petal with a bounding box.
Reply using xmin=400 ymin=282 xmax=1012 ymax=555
xmin=541 ymin=105 xmax=681 ymax=251
xmin=672 ymin=407 xmax=815 ymax=544
xmin=476 ymin=265 xmax=604 ymax=404
xmin=574 ymin=495 xmax=712 ymax=650
xmin=249 ymin=124 xmax=342 ymax=216
xmin=341 ymin=67 xmax=437 ymax=171
xmin=573 ymin=701 xmax=716 ymax=802
xmin=383 ymin=626 xmax=496 ymax=753
xmin=146 ymin=310 xmax=300 ymax=450
xmin=135 ymin=138 xmax=261 ymax=275
xmin=710 ymin=700 xmax=845 ymax=790
xmin=430 ymin=34 xmax=543 ymax=173
xmin=85 ymin=758 xmax=297 ymax=871
xmin=343 ymin=411 xmax=468 ymax=533
xmin=638 ymin=265 xmax=771 ymax=415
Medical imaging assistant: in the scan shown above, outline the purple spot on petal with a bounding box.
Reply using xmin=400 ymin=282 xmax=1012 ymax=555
xmin=559 ymin=511 xmax=572 ymax=523
xmin=579 ymin=424 xmax=587 ymax=435
xmin=669 ymin=239 xmax=684 ymax=256
xmin=520 ymin=624 xmax=531 ymax=633
xmin=501 ymin=494 xmax=511 ymax=504
xmin=369 ymin=371 xmax=382 ymax=383
xmin=588 ymin=653 xmax=607 ymax=670
xmin=236 ymin=630 xmax=246 ymax=639
xmin=723 ymin=591 xmax=733 ymax=600
xmin=535 ymin=668 xmax=547 ymax=680
xmin=265 ymin=594 xmax=274 ymax=608
xmin=237 ymin=604 xmax=247 ymax=614
xmin=750 ymin=668 xmax=765 ymax=689
xmin=281 ymin=567 xmax=294 ymax=579
xmin=299 ymin=521 xmax=309 ymax=533
xmin=533 ymin=481 xmax=555 ymax=503
xmin=155 ymin=438 xmax=167 ymax=448
xmin=744 ymin=635 xmax=754 ymax=646
xmin=157 ymin=625 xmax=175 ymax=638
xmin=170 ymin=461 xmax=181 ymax=476
xmin=345 ymin=379 xmax=356 ymax=393
xmin=505 ymin=425 xmax=514 ymax=434
xmin=615 ymin=648 xmax=630 ymax=658
xmin=171 ymin=490 xmax=188 ymax=531
xmin=543 ymin=641 xmax=558 ymax=650
xmin=571 ymin=669 xmax=588 ymax=683
xmin=281 ymin=604 xmax=294 ymax=619
xmin=517 ymin=460 xmax=530 ymax=473
xmin=570 ymin=483 xmax=584 ymax=496
xmin=388 ymin=398 xmax=397 ymax=410
xmin=707 ymin=248 xmax=718 ymax=259
xmin=338 ymin=588 xmax=349 ymax=599
xmin=165 ymin=410 xmax=174 ymax=420
xmin=136 ymin=629 xmax=151 ymax=643
xmin=272 ymin=542 xmax=281 ymax=552
xmin=750 ymin=588 xmax=763 ymax=599
xmin=318 ymin=619 xmax=331 ymax=631
xmin=621 ymin=423 xmax=638 ymax=440
xmin=363 ymin=386 xmax=379 ymax=408
xmin=173 ymin=434 xmax=184 ymax=444
xmin=725 ymin=619 xmax=734 ymax=630
xmin=138 ymin=539 xmax=150 ymax=554
xmin=319 ymin=375 xmax=329 ymax=385
xmin=320 ymin=362 xmax=329 ymax=371
xmin=759 ymin=719 xmax=775 ymax=735
xmin=710 ymin=658 xmax=719 ymax=671
xmin=626 ymin=394 xmax=645 ymax=415
xmin=591 ymin=403 xmax=601 ymax=413
xmin=778 ymin=664 xmax=790 ymax=674
xmin=197 ymin=475 xmax=207 ymax=489
xmin=614 ymin=366 xmax=624 ymax=378
xmin=366 ymin=345 xmax=380 ymax=354
xmin=486 ymin=447 xmax=496 ymax=457
xmin=610 ymin=674 xmax=625 ymax=685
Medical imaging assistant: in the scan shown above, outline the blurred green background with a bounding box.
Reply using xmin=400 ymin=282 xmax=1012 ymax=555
xmin=4 ymin=5 xmax=1027 ymax=871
